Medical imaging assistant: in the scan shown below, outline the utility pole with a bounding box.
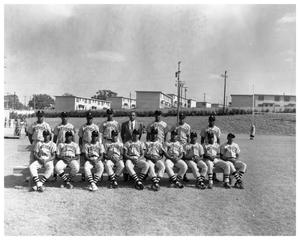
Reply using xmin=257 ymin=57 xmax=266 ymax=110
xmin=33 ymin=95 xmax=36 ymax=110
xmin=221 ymin=70 xmax=228 ymax=114
xmin=183 ymin=86 xmax=188 ymax=107
xmin=13 ymin=92 xmax=16 ymax=110
xmin=175 ymin=61 xmax=181 ymax=124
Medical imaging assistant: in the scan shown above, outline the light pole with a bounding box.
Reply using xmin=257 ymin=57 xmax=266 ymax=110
xmin=175 ymin=61 xmax=181 ymax=124
xmin=221 ymin=70 xmax=228 ymax=114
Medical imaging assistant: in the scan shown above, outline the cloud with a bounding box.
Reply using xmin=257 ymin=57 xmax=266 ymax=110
xmin=277 ymin=12 xmax=296 ymax=24
xmin=86 ymin=51 xmax=126 ymax=63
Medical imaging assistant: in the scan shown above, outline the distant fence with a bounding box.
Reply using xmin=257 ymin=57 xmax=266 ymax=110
xmin=18 ymin=106 xmax=296 ymax=118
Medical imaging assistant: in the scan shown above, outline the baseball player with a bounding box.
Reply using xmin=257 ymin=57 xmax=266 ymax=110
xmin=146 ymin=110 xmax=169 ymax=142
xmin=170 ymin=112 xmax=191 ymax=182
xmin=200 ymin=115 xmax=221 ymax=144
xmin=203 ymin=132 xmax=231 ymax=189
xmin=55 ymin=131 xmax=81 ymax=189
xmin=84 ymin=130 xmax=105 ymax=191
xmin=124 ymin=130 xmax=149 ymax=190
xmin=220 ymin=133 xmax=247 ymax=189
xmin=78 ymin=111 xmax=99 ymax=181
xmin=103 ymin=130 xmax=125 ymax=189
xmin=53 ymin=112 xmax=76 ymax=145
xmin=183 ymin=132 xmax=207 ymax=189
xmin=29 ymin=130 xmax=56 ymax=192
xmin=164 ymin=130 xmax=187 ymax=188
xmin=27 ymin=111 xmax=52 ymax=164
xmin=144 ymin=128 xmax=165 ymax=191
xmin=99 ymin=109 xmax=120 ymax=144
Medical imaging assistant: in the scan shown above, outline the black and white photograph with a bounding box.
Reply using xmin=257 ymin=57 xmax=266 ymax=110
xmin=3 ymin=3 xmax=296 ymax=236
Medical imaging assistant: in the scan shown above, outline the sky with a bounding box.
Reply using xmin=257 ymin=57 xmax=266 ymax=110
xmin=4 ymin=4 xmax=296 ymax=104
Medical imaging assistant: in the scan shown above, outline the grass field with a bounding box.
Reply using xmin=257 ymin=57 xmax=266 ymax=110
xmin=4 ymin=113 xmax=296 ymax=235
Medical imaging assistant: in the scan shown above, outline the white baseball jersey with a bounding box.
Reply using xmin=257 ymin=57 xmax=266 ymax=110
xmin=78 ymin=123 xmax=100 ymax=152
xmin=104 ymin=142 xmax=124 ymax=160
xmin=200 ymin=125 xmax=221 ymax=144
xmin=203 ymin=143 xmax=220 ymax=158
xmin=34 ymin=141 xmax=56 ymax=161
xmin=147 ymin=121 xmax=168 ymax=142
xmin=85 ymin=142 xmax=105 ymax=159
xmin=164 ymin=141 xmax=184 ymax=158
xmin=124 ymin=140 xmax=145 ymax=158
xmin=99 ymin=120 xmax=120 ymax=141
xmin=171 ymin=122 xmax=191 ymax=145
xmin=57 ymin=142 xmax=80 ymax=158
xmin=220 ymin=142 xmax=240 ymax=159
xmin=144 ymin=141 xmax=164 ymax=158
xmin=27 ymin=121 xmax=52 ymax=143
xmin=53 ymin=123 xmax=76 ymax=145
xmin=184 ymin=142 xmax=204 ymax=159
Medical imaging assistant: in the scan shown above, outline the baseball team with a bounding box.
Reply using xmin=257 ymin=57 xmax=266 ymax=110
xmin=27 ymin=109 xmax=247 ymax=192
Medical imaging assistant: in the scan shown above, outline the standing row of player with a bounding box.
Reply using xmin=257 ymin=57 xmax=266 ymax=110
xmin=27 ymin=109 xmax=247 ymax=192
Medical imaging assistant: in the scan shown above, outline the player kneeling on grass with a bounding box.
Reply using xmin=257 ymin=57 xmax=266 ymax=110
xmin=183 ymin=132 xmax=207 ymax=189
xmin=55 ymin=131 xmax=80 ymax=189
xmin=84 ymin=131 xmax=105 ymax=191
xmin=29 ymin=130 xmax=56 ymax=192
xmin=124 ymin=130 xmax=149 ymax=190
xmin=164 ymin=130 xmax=187 ymax=188
xmin=144 ymin=128 xmax=165 ymax=191
xmin=220 ymin=133 xmax=247 ymax=189
xmin=203 ymin=132 xmax=231 ymax=189
xmin=104 ymin=130 xmax=125 ymax=189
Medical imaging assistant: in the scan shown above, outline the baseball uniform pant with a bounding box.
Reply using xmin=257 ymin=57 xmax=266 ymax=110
xmin=165 ymin=159 xmax=188 ymax=178
xmin=29 ymin=160 xmax=54 ymax=179
xmin=187 ymin=160 xmax=208 ymax=178
xmin=84 ymin=160 xmax=104 ymax=178
xmin=55 ymin=159 xmax=80 ymax=176
xmin=125 ymin=159 xmax=149 ymax=176
xmin=205 ymin=158 xmax=230 ymax=183
xmin=105 ymin=160 xmax=125 ymax=177
xmin=228 ymin=160 xmax=247 ymax=173
xmin=147 ymin=159 xmax=165 ymax=178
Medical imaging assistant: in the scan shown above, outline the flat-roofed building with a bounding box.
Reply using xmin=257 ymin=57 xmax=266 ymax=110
xmin=196 ymin=101 xmax=212 ymax=108
xmin=136 ymin=91 xmax=172 ymax=109
xmin=106 ymin=96 xmax=136 ymax=109
xmin=55 ymin=95 xmax=111 ymax=112
xmin=231 ymin=94 xmax=296 ymax=108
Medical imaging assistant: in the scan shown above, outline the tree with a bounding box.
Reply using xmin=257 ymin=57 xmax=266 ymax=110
xmin=28 ymin=94 xmax=55 ymax=110
xmin=4 ymin=94 xmax=26 ymax=110
xmin=92 ymin=90 xmax=118 ymax=100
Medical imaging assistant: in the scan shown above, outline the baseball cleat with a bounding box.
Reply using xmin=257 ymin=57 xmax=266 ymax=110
xmin=175 ymin=181 xmax=184 ymax=189
xmin=112 ymin=180 xmax=118 ymax=189
xmin=151 ymin=183 xmax=160 ymax=191
xmin=30 ymin=185 xmax=38 ymax=192
xmin=234 ymin=181 xmax=244 ymax=189
xmin=65 ymin=182 xmax=74 ymax=189
xmin=37 ymin=186 xmax=45 ymax=192
xmin=224 ymin=182 xmax=231 ymax=189
xmin=91 ymin=183 xmax=98 ymax=191
xmin=135 ymin=181 xmax=144 ymax=190
xmin=199 ymin=181 xmax=206 ymax=190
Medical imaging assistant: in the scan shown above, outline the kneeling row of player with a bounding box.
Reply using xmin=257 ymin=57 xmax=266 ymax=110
xmin=29 ymin=128 xmax=247 ymax=192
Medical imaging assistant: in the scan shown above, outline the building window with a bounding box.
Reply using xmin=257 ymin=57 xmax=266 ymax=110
xmin=91 ymin=106 xmax=97 ymax=110
xmin=274 ymin=96 xmax=280 ymax=101
xmin=258 ymin=95 xmax=264 ymax=101
xmin=284 ymin=96 xmax=290 ymax=102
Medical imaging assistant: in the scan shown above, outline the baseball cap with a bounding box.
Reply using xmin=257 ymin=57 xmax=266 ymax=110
xmin=227 ymin=133 xmax=235 ymax=138
xmin=132 ymin=129 xmax=139 ymax=135
xmin=208 ymin=115 xmax=216 ymax=122
xmin=92 ymin=130 xmax=99 ymax=137
xmin=60 ymin=112 xmax=68 ymax=118
xmin=190 ymin=132 xmax=197 ymax=138
xmin=36 ymin=110 xmax=44 ymax=117
xmin=106 ymin=109 xmax=114 ymax=115
xmin=65 ymin=131 xmax=73 ymax=137
xmin=179 ymin=112 xmax=185 ymax=119
xmin=43 ymin=130 xmax=51 ymax=136
xmin=111 ymin=130 xmax=119 ymax=136
xmin=154 ymin=110 xmax=162 ymax=116
xmin=86 ymin=111 xmax=93 ymax=119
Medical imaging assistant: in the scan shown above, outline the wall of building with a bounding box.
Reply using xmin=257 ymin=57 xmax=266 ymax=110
xmin=136 ymin=92 xmax=160 ymax=109
xmin=107 ymin=97 xmax=123 ymax=109
xmin=231 ymin=95 xmax=253 ymax=107
xmin=159 ymin=93 xmax=172 ymax=108
xmin=55 ymin=97 xmax=76 ymax=112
